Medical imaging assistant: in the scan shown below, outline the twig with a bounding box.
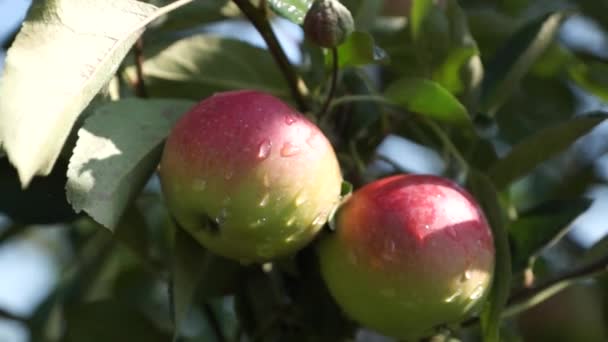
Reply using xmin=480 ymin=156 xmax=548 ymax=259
xmin=232 ymin=0 xmax=309 ymax=112
xmin=0 ymin=307 xmax=27 ymax=323
xmin=507 ymin=252 xmax=608 ymax=310
xmin=462 ymin=252 xmax=608 ymax=327
xmin=320 ymin=47 xmax=339 ymax=117
xmin=133 ymin=37 xmax=148 ymax=98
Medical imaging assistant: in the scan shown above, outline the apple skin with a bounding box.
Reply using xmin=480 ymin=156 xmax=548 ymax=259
xmin=159 ymin=90 xmax=342 ymax=263
xmin=319 ymin=174 xmax=495 ymax=339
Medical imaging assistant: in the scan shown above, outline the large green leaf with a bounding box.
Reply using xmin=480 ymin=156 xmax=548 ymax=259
xmin=509 ymin=199 xmax=592 ymax=273
xmin=124 ymin=35 xmax=290 ymax=101
xmin=467 ymin=170 xmax=512 ymax=342
xmin=268 ymin=0 xmax=312 ymax=24
xmin=487 ymin=114 xmax=608 ymax=190
xmin=384 ymin=77 xmax=471 ymax=125
xmin=480 ymin=12 xmax=566 ymax=115
xmin=66 ymin=98 xmax=195 ymax=230
xmin=0 ymin=0 xmax=166 ymax=187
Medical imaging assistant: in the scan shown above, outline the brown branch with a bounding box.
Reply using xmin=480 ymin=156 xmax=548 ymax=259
xmin=232 ymin=0 xmax=308 ymax=112
xmin=320 ymin=47 xmax=339 ymax=117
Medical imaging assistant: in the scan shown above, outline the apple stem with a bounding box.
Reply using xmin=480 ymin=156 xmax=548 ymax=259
xmin=320 ymin=47 xmax=339 ymax=117
xmin=232 ymin=0 xmax=309 ymax=112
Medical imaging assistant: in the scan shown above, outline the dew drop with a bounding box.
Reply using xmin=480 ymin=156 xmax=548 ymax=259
xmin=259 ymin=193 xmax=270 ymax=207
xmin=306 ymin=132 xmax=322 ymax=149
xmin=423 ymin=224 xmax=430 ymax=230
xmin=445 ymin=290 xmax=462 ymax=303
xmin=295 ymin=195 xmax=307 ymax=206
xmin=257 ymin=139 xmax=272 ymax=160
xmin=284 ymin=113 xmax=297 ymax=125
xmin=280 ymin=142 xmax=301 ymax=157
xmin=311 ymin=212 xmax=326 ymax=228
xmin=215 ymin=208 xmax=229 ymax=226
xmin=286 ymin=216 xmax=296 ymax=226
xmin=469 ymin=285 xmax=485 ymax=300
xmin=224 ymin=170 xmax=234 ymax=180
xmin=463 ymin=270 xmax=472 ymax=281
xmin=250 ymin=217 xmax=267 ymax=228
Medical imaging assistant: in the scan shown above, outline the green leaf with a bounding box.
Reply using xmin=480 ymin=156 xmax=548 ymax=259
xmin=568 ymin=61 xmax=608 ymax=102
xmin=481 ymin=12 xmax=567 ymax=115
xmin=509 ymin=199 xmax=592 ymax=273
xmin=124 ymin=35 xmax=290 ymax=101
xmin=384 ymin=77 xmax=471 ymax=125
xmin=66 ymin=98 xmax=195 ymax=230
xmin=64 ymin=299 xmax=170 ymax=342
xmin=432 ymin=47 xmax=477 ymax=95
xmin=487 ymin=114 xmax=608 ymax=190
xmin=409 ymin=0 xmax=434 ymax=40
xmin=268 ymin=0 xmax=312 ymax=24
xmin=466 ymin=170 xmax=512 ymax=342
xmin=335 ymin=31 xmax=388 ymax=68
xmin=0 ymin=0 xmax=162 ymax=187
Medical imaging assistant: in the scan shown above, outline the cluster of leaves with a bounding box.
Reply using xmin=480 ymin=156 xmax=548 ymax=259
xmin=1 ymin=0 xmax=608 ymax=341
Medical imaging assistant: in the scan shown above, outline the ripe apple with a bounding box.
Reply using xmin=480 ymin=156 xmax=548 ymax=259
xmin=159 ymin=90 xmax=343 ymax=263
xmin=319 ymin=174 xmax=495 ymax=339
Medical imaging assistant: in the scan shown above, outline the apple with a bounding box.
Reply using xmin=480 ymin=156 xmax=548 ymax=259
xmin=159 ymin=90 xmax=343 ymax=263
xmin=319 ymin=174 xmax=495 ymax=339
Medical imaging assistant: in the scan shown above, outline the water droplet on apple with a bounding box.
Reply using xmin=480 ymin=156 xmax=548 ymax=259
xmin=250 ymin=217 xmax=267 ymax=228
xmin=423 ymin=224 xmax=430 ymax=230
xmin=215 ymin=208 xmax=229 ymax=226
xmin=310 ymin=212 xmax=326 ymax=228
xmin=224 ymin=170 xmax=234 ymax=180
xmin=306 ymin=132 xmax=322 ymax=149
xmin=286 ymin=216 xmax=296 ymax=226
xmin=469 ymin=285 xmax=485 ymax=300
xmin=284 ymin=113 xmax=297 ymax=125
xmin=259 ymin=193 xmax=270 ymax=207
xmin=462 ymin=270 xmax=472 ymax=281
xmin=257 ymin=139 xmax=272 ymax=160
xmin=295 ymin=194 xmax=307 ymax=206
xmin=280 ymin=142 xmax=301 ymax=157
xmin=444 ymin=290 xmax=462 ymax=303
